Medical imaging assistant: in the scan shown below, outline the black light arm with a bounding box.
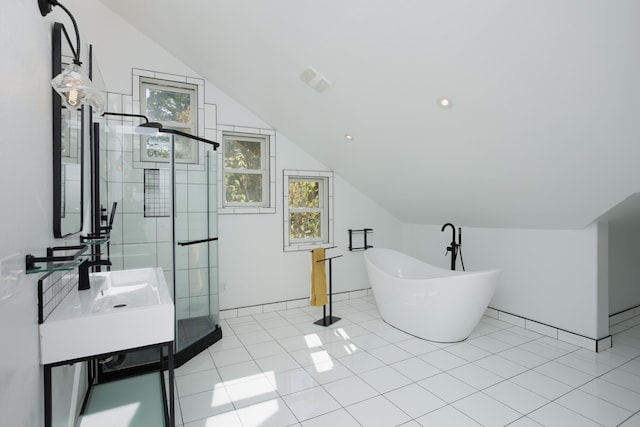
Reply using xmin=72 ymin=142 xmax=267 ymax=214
xmin=39 ymin=0 xmax=81 ymax=65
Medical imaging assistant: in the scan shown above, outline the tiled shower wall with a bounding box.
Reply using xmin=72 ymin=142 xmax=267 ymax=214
xmin=101 ymin=70 xmax=218 ymax=321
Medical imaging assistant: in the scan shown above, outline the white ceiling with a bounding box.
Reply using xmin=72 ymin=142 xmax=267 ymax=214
xmin=97 ymin=0 xmax=640 ymax=229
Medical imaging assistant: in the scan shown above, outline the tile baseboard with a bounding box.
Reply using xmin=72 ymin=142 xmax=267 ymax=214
xmin=484 ymin=307 xmax=612 ymax=353
xmin=609 ymin=305 xmax=640 ymax=326
xmin=220 ymin=288 xmax=374 ymax=320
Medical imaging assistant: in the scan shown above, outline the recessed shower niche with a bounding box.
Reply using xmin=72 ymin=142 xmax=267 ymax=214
xmin=93 ymin=106 xmax=221 ymax=377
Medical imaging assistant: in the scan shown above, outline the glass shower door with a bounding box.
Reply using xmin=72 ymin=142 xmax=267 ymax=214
xmin=173 ymin=145 xmax=219 ymax=354
xmin=97 ymin=110 xmax=220 ymax=376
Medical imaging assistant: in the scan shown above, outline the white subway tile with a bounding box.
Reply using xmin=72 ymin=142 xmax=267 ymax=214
xmin=263 ymin=302 xmax=287 ymax=313
xmin=610 ymin=313 xmax=624 ymax=326
xmin=557 ymin=330 xmax=595 ymax=351
xmin=286 ymin=299 xmax=308 ymax=309
xmin=133 ymin=68 xmax=155 ymax=78
xmin=350 ymin=290 xmax=368 ymax=299
xmin=107 ymin=93 xmax=122 ymax=113
xmin=175 ymin=298 xmax=190 ymax=320
xmin=525 ymin=320 xmax=558 ymax=339
xmin=237 ymin=305 xmax=263 ymax=317
xmin=219 ymin=309 xmax=238 ymax=320
xmin=189 ymin=296 xmax=209 ymax=317
xmin=155 ymin=72 xmax=186 ymax=83
xmin=596 ymin=336 xmax=612 ymax=352
xmin=204 ymin=104 xmax=217 ymax=128
xmin=484 ymin=308 xmax=498 ymax=319
xmin=498 ymin=312 xmax=525 ymax=328
xmin=233 ymin=126 xmax=257 ymax=134
xmin=332 ymin=293 xmax=349 ymax=302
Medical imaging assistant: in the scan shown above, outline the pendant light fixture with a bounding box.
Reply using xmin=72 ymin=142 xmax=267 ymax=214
xmin=39 ymin=0 xmax=105 ymax=114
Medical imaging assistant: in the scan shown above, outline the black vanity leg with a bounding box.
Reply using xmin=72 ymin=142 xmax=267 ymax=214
xmin=44 ymin=364 xmax=52 ymax=427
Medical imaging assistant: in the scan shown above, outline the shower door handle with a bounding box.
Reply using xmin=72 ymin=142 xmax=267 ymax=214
xmin=176 ymin=237 xmax=218 ymax=247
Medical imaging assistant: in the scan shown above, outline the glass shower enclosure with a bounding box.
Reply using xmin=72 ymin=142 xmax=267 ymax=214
xmin=95 ymin=111 xmax=221 ymax=376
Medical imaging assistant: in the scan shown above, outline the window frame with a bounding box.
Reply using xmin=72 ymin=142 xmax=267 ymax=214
xmin=221 ymin=131 xmax=270 ymax=208
xmin=139 ymin=77 xmax=198 ymax=164
xmin=283 ymin=170 xmax=334 ymax=252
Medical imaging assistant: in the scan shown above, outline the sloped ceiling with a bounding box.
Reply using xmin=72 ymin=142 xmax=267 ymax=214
xmin=97 ymin=0 xmax=640 ymax=229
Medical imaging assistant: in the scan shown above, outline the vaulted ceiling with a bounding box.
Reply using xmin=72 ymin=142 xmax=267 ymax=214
xmin=97 ymin=0 xmax=640 ymax=229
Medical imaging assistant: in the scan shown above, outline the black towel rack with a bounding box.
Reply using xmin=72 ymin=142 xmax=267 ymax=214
xmin=310 ymin=246 xmax=342 ymax=326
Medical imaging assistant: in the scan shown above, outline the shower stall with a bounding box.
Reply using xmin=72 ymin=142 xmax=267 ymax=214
xmin=94 ymin=111 xmax=221 ymax=377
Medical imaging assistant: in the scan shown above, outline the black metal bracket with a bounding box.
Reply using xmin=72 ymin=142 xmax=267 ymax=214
xmin=26 ymin=245 xmax=88 ymax=272
xmin=348 ymin=228 xmax=374 ymax=251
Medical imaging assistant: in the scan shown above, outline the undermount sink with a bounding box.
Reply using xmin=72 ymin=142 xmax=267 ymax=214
xmin=39 ymin=267 xmax=174 ymax=365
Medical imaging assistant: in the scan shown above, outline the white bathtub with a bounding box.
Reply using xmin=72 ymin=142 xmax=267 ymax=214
xmin=364 ymin=248 xmax=501 ymax=342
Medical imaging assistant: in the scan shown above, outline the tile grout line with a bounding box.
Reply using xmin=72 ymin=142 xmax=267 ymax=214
xmin=175 ymin=296 xmax=640 ymax=427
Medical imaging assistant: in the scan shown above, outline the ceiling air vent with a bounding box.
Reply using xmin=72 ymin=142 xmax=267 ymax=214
xmin=300 ymin=66 xmax=331 ymax=93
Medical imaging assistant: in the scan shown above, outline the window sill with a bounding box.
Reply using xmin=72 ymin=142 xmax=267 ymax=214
xmin=284 ymin=242 xmax=333 ymax=253
xmin=219 ymin=207 xmax=276 ymax=215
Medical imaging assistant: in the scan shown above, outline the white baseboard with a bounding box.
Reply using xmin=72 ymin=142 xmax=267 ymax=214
xmin=484 ymin=307 xmax=612 ymax=353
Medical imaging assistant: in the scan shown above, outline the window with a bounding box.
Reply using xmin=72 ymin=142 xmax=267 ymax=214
xmin=140 ymin=77 xmax=198 ymax=163
xmin=222 ymin=132 xmax=270 ymax=207
xmin=284 ymin=170 xmax=334 ymax=251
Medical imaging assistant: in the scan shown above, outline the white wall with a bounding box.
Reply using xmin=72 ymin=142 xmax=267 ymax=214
xmin=402 ymin=223 xmax=608 ymax=339
xmin=74 ymin=0 xmax=403 ymax=311
xmin=0 ymin=1 xmax=62 ymax=425
xmin=609 ymin=221 xmax=640 ymax=315
xmin=219 ymin=134 xmax=403 ymax=309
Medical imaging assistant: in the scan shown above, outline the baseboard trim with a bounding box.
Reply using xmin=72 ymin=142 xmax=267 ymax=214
xmin=484 ymin=307 xmax=612 ymax=352
xmin=220 ymin=288 xmax=374 ymax=320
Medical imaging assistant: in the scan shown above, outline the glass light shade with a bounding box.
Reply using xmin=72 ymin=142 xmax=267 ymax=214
xmin=51 ymin=62 xmax=105 ymax=114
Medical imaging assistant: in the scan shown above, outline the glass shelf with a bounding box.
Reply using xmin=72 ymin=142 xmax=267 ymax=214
xmin=26 ymin=258 xmax=84 ymax=275
xmin=81 ymin=235 xmax=110 ymax=245
xmin=25 ymin=245 xmax=88 ymax=274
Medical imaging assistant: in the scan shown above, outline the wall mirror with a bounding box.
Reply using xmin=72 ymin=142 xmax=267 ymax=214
xmin=52 ymin=22 xmax=84 ymax=237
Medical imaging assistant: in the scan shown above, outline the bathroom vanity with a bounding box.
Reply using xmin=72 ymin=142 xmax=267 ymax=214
xmin=37 ymin=267 xmax=175 ymax=427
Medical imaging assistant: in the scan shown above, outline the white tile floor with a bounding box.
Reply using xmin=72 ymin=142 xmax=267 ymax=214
xmin=171 ymin=296 xmax=640 ymax=426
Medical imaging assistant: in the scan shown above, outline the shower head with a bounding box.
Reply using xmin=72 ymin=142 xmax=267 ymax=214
xmin=135 ymin=121 xmax=164 ymax=135
xmin=101 ymin=111 xmax=219 ymax=148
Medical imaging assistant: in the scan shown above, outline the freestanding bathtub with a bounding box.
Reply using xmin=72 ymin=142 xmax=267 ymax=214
xmin=364 ymin=248 xmax=501 ymax=342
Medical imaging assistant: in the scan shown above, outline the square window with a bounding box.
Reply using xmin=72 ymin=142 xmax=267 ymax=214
xmin=222 ymin=132 xmax=270 ymax=207
xmin=140 ymin=77 xmax=198 ymax=163
xmin=284 ymin=171 xmax=334 ymax=251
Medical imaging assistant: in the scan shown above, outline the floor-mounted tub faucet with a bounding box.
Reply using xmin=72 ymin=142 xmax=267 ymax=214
xmin=441 ymin=223 xmax=461 ymax=270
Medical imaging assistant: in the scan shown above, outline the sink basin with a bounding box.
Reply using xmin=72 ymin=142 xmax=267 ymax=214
xmin=39 ymin=267 xmax=174 ymax=365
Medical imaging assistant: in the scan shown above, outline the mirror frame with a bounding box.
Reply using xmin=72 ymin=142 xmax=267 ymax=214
xmin=52 ymin=22 xmax=84 ymax=238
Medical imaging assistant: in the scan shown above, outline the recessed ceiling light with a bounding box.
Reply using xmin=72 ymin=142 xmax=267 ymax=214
xmin=344 ymin=134 xmax=354 ymax=141
xmin=437 ymin=97 xmax=453 ymax=108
